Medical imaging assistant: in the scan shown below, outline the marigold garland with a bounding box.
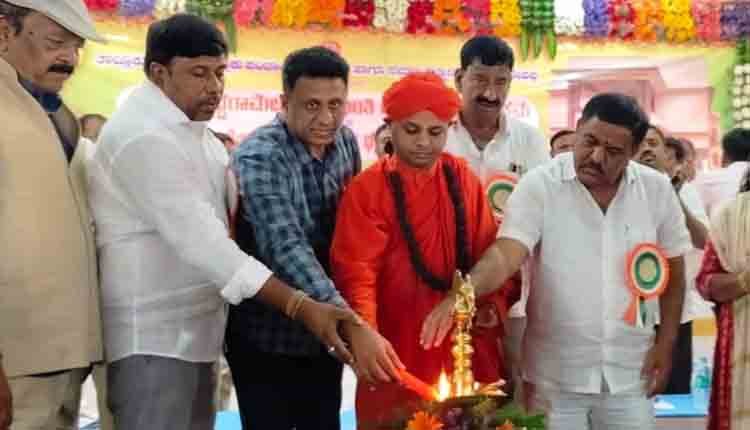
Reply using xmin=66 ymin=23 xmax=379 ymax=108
xmin=233 ymin=0 xmax=274 ymax=25
xmin=490 ymin=0 xmax=522 ymax=37
xmin=270 ymin=0 xmax=309 ymax=28
xmin=406 ymin=411 xmax=444 ymax=430
xmin=632 ymin=0 xmax=663 ymax=41
xmin=662 ymin=0 xmax=695 ymax=42
xmin=307 ymin=0 xmax=345 ymax=28
xmin=433 ymin=0 xmax=470 ymax=34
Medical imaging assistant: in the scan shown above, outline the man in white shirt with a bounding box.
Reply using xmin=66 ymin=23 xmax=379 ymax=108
xmin=634 ymin=127 xmax=710 ymax=394
xmin=443 ymin=34 xmax=549 ymax=396
xmin=422 ymin=93 xmax=691 ymax=429
xmin=88 ymin=15 xmax=386 ymax=430
xmin=693 ymin=128 xmax=750 ymax=216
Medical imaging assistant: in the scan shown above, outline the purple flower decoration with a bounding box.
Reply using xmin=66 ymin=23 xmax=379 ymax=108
xmin=584 ymin=0 xmax=610 ymax=36
xmin=721 ymin=2 xmax=750 ymax=39
xmin=119 ymin=0 xmax=157 ymax=16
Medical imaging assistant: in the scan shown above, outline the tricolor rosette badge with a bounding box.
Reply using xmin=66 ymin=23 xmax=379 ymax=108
xmin=624 ymin=243 xmax=670 ymax=327
xmin=485 ymin=173 xmax=518 ymax=221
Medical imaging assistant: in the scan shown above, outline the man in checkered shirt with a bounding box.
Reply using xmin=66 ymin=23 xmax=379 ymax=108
xmin=227 ymin=47 xmax=403 ymax=429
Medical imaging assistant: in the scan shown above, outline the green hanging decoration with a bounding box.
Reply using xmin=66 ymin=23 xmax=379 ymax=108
xmin=186 ymin=0 xmax=238 ymax=52
xmin=519 ymin=0 xmax=556 ymax=60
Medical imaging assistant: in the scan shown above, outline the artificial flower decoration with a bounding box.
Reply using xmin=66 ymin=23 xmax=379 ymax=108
xmin=407 ymin=411 xmax=444 ymax=430
xmin=343 ymin=0 xmax=376 ymax=27
xmin=432 ymin=0 xmax=470 ymax=34
xmin=271 ymin=0 xmax=310 ymax=28
xmin=633 ymin=0 xmax=663 ymax=41
xmin=732 ymin=38 xmax=750 ymax=127
xmin=85 ymin=0 xmax=119 ymax=12
xmin=692 ymin=0 xmax=721 ymax=41
xmin=608 ymin=0 xmax=635 ymax=38
xmin=554 ymin=0 xmax=585 ymax=35
xmin=490 ymin=0 xmax=522 ymax=37
xmin=497 ymin=420 xmax=515 ymax=430
xmin=583 ymin=0 xmax=610 ymax=36
xmin=154 ymin=0 xmax=187 ymax=18
xmin=405 ymin=0 xmax=435 ymax=33
xmin=662 ymin=0 xmax=695 ymax=42
xmin=119 ymin=0 xmax=157 ymax=16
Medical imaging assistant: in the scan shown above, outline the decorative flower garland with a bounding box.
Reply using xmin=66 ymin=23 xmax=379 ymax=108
xmin=85 ymin=0 xmax=120 ymax=12
xmin=662 ymin=0 xmax=695 ymax=42
xmin=464 ymin=0 xmax=493 ymax=34
xmin=632 ymin=0 xmax=663 ymax=41
xmin=307 ymin=0 xmax=346 ymax=28
xmin=233 ymin=0 xmax=274 ymax=26
xmin=721 ymin=2 xmax=750 ymax=40
xmin=119 ymin=0 xmax=156 ymax=16
xmin=732 ymin=38 xmax=750 ymax=128
xmin=270 ymin=0 xmax=309 ymax=28
xmin=154 ymin=0 xmax=186 ymax=18
xmin=405 ymin=0 xmax=435 ymax=33
xmin=343 ymin=0 xmax=375 ymax=27
xmin=373 ymin=0 xmax=409 ymax=32
xmin=583 ymin=0 xmax=609 ymax=36
xmin=187 ymin=0 xmax=237 ymax=50
xmin=692 ymin=0 xmax=720 ymax=41
xmin=520 ymin=0 xmax=556 ymax=59
xmin=609 ymin=0 xmax=635 ymax=38
xmin=554 ymin=0 xmax=584 ymax=36
xmin=490 ymin=0 xmax=522 ymax=37
xmin=432 ymin=0 xmax=470 ymax=34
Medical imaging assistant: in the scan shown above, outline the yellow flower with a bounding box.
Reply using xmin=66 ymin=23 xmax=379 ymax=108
xmin=407 ymin=411 xmax=444 ymax=430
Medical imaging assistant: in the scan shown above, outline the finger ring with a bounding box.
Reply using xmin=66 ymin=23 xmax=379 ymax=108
xmin=327 ymin=346 xmax=336 ymax=354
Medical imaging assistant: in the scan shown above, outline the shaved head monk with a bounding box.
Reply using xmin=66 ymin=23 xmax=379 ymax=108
xmin=330 ymin=72 xmax=519 ymax=428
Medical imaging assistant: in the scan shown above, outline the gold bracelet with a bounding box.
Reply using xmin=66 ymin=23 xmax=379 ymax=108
xmin=289 ymin=296 xmax=309 ymax=321
xmin=284 ymin=290 xmax=307 ymax=318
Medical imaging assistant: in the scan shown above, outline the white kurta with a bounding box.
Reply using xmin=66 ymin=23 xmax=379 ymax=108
xmin=88 ymin=81 xmax=272 ymax=363
xmin=501 ymin=153 xmax=692 ymax=394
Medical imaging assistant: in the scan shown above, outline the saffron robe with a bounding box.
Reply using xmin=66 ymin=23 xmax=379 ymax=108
xmin=330 ymin=153 xmax=519 ymax=427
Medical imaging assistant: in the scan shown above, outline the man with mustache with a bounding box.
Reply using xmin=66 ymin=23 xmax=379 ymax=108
xmin=226 ymin=47 xmax=402 ymax=430
xmin=444 ymin=34 xmax=549 ymax=399
xmin=88 ymin=17 xmax=365 ymax=430
xmin=0 ymin=1 xmax=111 ymax=429
xmin=634 ymin=127 xmax=709 ymax=395
xmin=423 ymin=93 xmax=692 ymax=429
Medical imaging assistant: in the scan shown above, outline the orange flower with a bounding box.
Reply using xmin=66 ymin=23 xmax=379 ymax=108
xmin=407 ymin=411 xmax=444 ymax=430
xmin=497 ymin=420 xmax=515 ymax=430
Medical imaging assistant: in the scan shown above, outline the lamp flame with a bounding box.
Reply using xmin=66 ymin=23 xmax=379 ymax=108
xmin=437 ymin=371 xmax=451 ymax=402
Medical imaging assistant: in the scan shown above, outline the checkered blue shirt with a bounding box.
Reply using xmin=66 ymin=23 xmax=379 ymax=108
xmin=228 ymin=115 xmax=361 ymax=356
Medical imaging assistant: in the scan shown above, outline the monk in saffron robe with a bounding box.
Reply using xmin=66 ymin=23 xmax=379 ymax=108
xmin=330 ymin=72 xmax=519 ymax=428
